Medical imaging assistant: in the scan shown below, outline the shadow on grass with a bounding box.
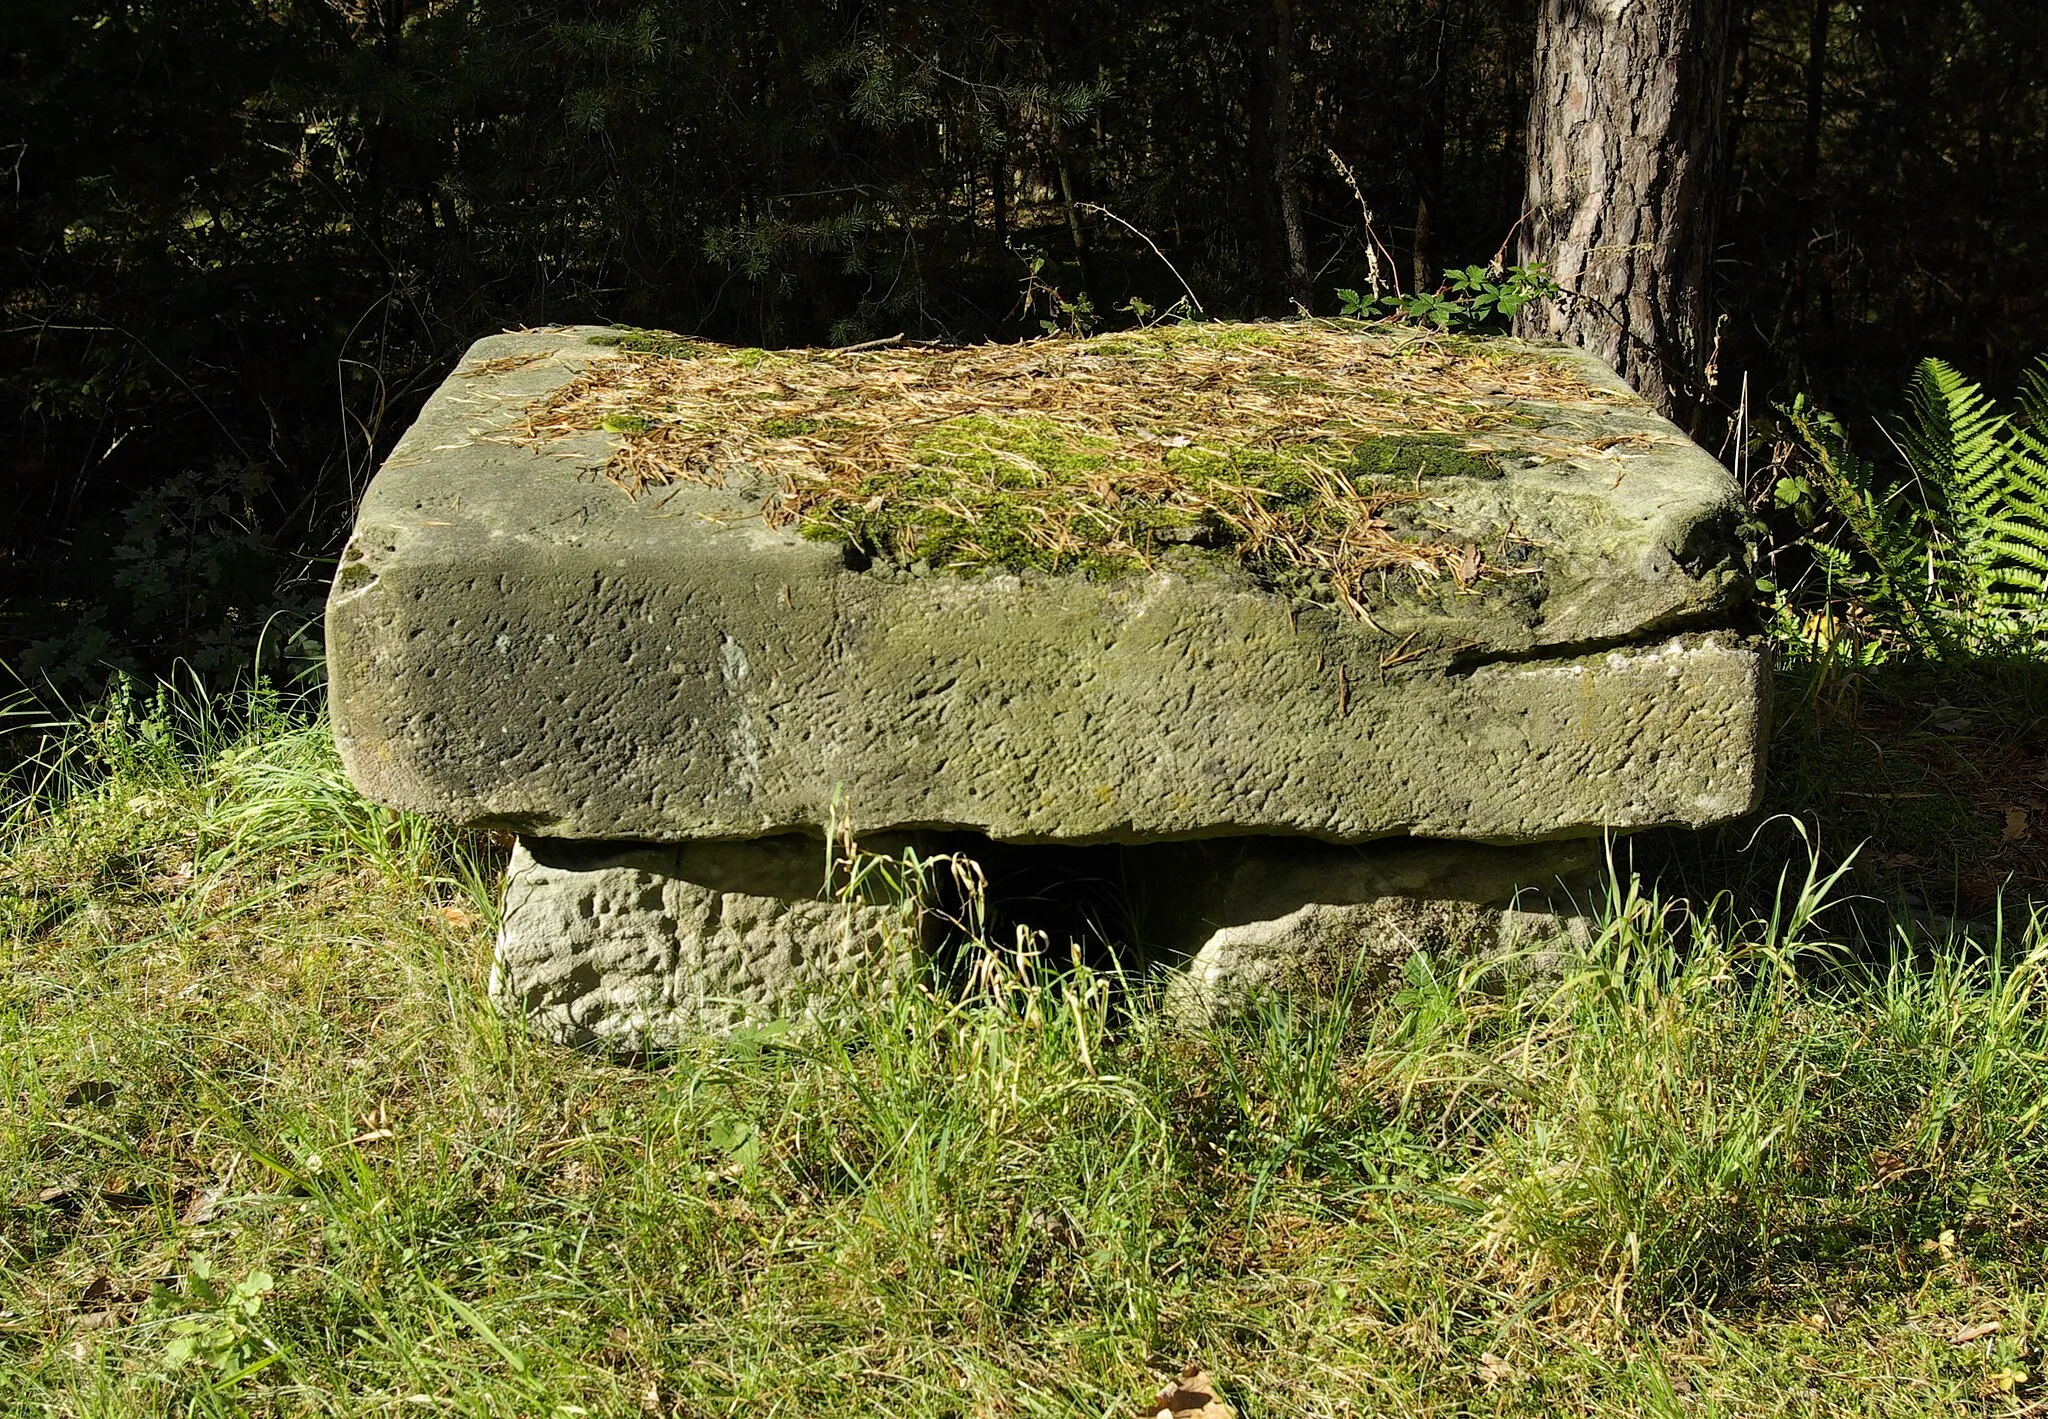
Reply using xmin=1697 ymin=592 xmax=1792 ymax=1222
xmin=1635 ymin=652 xmax=2048 ymax=941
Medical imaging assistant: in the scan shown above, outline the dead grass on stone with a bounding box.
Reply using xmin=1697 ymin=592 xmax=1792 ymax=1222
xmin=463 ymin=350 xmax=552 ymax=378
xmin=509 ymin=322 xmax=1623 ymax=608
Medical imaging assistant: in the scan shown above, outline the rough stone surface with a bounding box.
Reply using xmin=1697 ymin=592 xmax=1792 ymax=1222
xmin=330 ymin=324 xmax=1764 ymax=846
xmin=1128 ymin=833 xmax=1597 ymax=948
xmin=1160 ymin=900 xmax=1595 ymax=1019
xmin=490 ymin=836 xmax=916 ymax=1049
xmin=496 ymin=830 xmax=1597 ymax=1048
xmin=1136 ymin=834 xmax=1596 ymax=1016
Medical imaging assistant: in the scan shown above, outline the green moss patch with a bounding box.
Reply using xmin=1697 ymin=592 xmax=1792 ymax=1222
xmin=586 ymin=327 xmax=714 ymax=360
xmin=521 ymin=321 xmax=1616 ymax=610
xmin=792 ymin=418 xmax=1504 ymax=605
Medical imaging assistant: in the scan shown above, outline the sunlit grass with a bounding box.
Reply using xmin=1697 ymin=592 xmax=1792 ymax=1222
xmin=2 ymin=682 xmax=2045 ymax=1415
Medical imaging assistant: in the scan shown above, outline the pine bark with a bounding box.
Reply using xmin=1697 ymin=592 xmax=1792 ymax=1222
xmin=1514 ymin=0 xmax=1736 ymax=426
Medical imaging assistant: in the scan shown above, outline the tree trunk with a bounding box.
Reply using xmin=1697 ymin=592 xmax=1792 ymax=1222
xmin=1514 ymin=0 xmax=1736 ymax=426
xmin=1411 ymin=10 xmax=1449 ymax=294
xmin=1250 ymin=0 xmax=1311 ymax=309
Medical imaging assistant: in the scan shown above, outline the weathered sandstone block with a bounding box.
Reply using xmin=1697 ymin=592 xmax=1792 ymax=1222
xmin=490 ymin=836 xmax=916 ymax=1050
xmin=329 ymin=320 xmax=1764 ymax=1046
xmin=329 ymin=323 xmax=1763 ymax=847
xmin=491 ymin=832 xmax=1595 ymax=1046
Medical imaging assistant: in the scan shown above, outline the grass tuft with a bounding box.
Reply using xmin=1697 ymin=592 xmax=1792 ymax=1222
xmin=3 ymin=683 xmax=2047 ymax=1413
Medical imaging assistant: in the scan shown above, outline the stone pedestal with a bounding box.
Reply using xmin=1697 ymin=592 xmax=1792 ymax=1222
xmin=490 ymin=837 xmax=918 ymax=1051
xmin=491 ymin=832 xmax=1597 ymax=1048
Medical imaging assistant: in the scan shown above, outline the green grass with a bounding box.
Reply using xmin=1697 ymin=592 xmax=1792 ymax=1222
xmin=4 ymin=685 xmax=2048 ymax=1415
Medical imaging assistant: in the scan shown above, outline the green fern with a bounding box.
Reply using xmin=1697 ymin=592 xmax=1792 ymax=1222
xmin=1783 ymin=356 xmax=2048 ymax=656
xmin=1782 ymin=394 xmax=1941 ymax=649
xmin=1989 ymin=361 xmax=2048 ymax=603
xmin=1901 ymin=358 xmax=2048 ymax=619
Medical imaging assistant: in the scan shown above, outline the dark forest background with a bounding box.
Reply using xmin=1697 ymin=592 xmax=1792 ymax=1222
xmin=4 ymin=0 xmax=2044 ymax=692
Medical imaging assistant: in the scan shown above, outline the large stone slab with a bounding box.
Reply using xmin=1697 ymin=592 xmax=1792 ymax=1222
xmin=329 ymin=323 xmax=1764 ymax=845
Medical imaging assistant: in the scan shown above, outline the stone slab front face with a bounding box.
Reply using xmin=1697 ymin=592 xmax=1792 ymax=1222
xmin=328 ymin=323 xmax=1764 ymax=847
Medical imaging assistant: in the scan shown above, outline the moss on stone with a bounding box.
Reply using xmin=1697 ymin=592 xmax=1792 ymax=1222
xmin=587 ymin=328 xmax=711 ymax=360
xmin=1345 ymin=433 xmax=1504 ymax=483
xmin=789 ymin=412 xmax=1500 ymax=599
xmin=532 ymin=320 xmax=1615 ymax=609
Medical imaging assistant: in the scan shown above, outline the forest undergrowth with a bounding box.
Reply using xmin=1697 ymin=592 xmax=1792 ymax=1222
xmin=3 ymin=678 xmax=2048 ymax=1417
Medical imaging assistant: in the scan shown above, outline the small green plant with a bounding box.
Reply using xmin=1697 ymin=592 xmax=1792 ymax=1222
xmin=1016 ymin=248 xmax=1099 ymax=337
xmin=145 ymin=1258 xmax=277 ymax=1380
xmin=84 ymin=672 xmax=179 ymax=779
xmin=1771 ymin=356 xmax=2048 ymax=657
xmin=1336 ymin=263 xmax=1559 ymax=334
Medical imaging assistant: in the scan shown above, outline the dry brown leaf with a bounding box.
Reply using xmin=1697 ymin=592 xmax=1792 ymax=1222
xmin=1475 ymin=1352 xmax=1516 ymax=1387
xmin=1149 ymin=1364 xmax=1236 ymax=1419
xmin=1920 ymin=1228 xmax=1958 ymax=1261
xmin=2004 ymin=806 xmax=2029 ymax=842
xmin=1954 ymin=1320 xmax=2002 ymax=1345
xmin=181 ymin=1183 xmax=228 ymax=1227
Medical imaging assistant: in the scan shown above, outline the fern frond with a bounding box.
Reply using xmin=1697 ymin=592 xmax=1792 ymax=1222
xmin=1900 ymin=359 xmax=2015 ymax=609
xmin=2016 ymin=358 xmax=2048 ymax=434
xmin=2007 ymin=358 xmax=2048 ymax=505
xmin=1808 ymin=540 xmax=1858 ymax=578
xmin=1904 ymin=357 xmax=2010 ymax=506
xmin=1784 ymin=394 xmax=1943 ymax=649
xmin=1892 ymin=356 xmax=2048 ymax=648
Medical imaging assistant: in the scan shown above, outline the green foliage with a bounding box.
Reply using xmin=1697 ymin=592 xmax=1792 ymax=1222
xmin=1727 ymin=0 xmax=2048 ymax=420
xmin=1903 ymin=359 xmax=2048 ymax=615
xmin=1335 ymin=263 xmax=1559 ymax=333
xmin=1774 ymin=357 xmax=2048 ymax=657
xmin=1017 ymin=249 xmax=1102 ymax=337
xmin=9 ymin=0 xmax=2048 ymax=690
xmin=145 ymin=1258 xmax=277 ymax=1380
xmin=20 ymin=461 xmax=323 ymax=692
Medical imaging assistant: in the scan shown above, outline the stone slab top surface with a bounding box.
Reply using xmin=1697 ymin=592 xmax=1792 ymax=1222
xmin=328 ymin=322 xmax=1765 ymax=845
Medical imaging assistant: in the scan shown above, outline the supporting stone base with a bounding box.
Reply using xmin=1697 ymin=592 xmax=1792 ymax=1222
xmin=490 ymin=836 xmax=917 ymax=1052
xmin=1130 ymin=836 xmax=1597 ymax=1017
xmin=494 ymin=831 xmax=1601 ymax=1051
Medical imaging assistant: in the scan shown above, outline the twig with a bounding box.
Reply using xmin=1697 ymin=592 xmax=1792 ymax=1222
xmin=1488 ymin=206 xmax=1536 ymax=277
xmin=830 ymin=333 xmax=906 ymax=353
xmin=1077 ymin=203 xmax=1205 ymax=314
